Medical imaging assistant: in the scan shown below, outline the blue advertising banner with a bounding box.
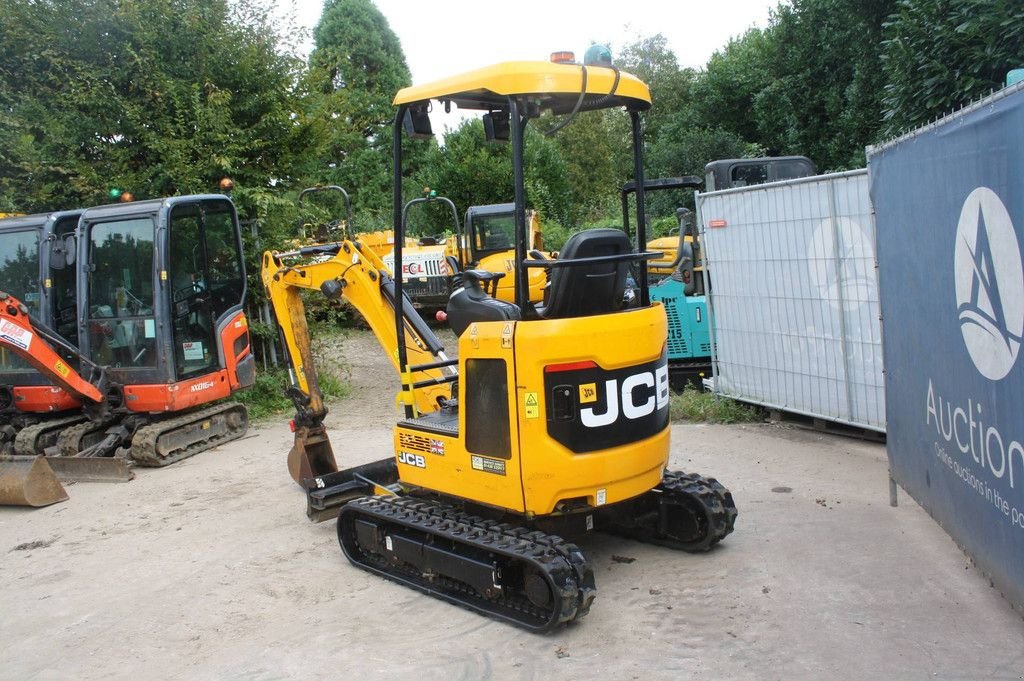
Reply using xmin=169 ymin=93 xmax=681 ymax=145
xmin=868 ymin=83 xmax=1024 ymax=613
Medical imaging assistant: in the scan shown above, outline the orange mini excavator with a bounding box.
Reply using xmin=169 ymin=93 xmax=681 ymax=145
xmin=0 ymin=194 xmax=254 ymax=507
xmin=0 ymin=210 xmax=85 ymax=457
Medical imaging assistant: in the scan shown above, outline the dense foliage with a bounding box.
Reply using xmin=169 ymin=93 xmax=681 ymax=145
xmin=0 ymin=0 xmax=306 ymax=212
xmin=880 ymin=0 xmax=1024 ymax=136
xmin=1 ymin=0 xmax=1019 ymax=397
xmin=2 ymin=0 xmax=1021 ymax=237
xmin=303 ymin=0 xmax=432 ymax=223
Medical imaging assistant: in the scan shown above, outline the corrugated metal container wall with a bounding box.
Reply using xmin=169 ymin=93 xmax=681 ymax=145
xmin=696 ymin=170 xmax=885 ymax=432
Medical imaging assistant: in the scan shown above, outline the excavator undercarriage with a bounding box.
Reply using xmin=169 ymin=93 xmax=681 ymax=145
xmin=322 ymin=467 xmax=736 ymax=631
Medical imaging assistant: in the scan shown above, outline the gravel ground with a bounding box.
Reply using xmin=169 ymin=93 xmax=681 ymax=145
xmin=1 ymin=329 xmax=1022 ymax=681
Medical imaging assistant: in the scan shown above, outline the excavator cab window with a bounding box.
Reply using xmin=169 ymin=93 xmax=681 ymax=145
xmin=170 ymin=204 xmax=217 ymax=379
xmin=0 ymin=228 xmax=40 ymax=316
xmin=49 ymin=216 xmax=79 ymax=346
xmin=0 ymin=227 xmax=40 ymax=371
xmin=86 ymin=217 xmax=157 ymax=368
xmin=201 ymin=203 xmax=245 ymax=318
xmin=472 ymin=213 xmax=515 ymax=257
xmin=168 ymin=200 xmax=244 ymax=380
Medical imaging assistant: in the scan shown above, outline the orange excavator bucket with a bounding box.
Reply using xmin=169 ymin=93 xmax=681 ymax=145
xmin=0 ymin=456 xmax=69 ymax=507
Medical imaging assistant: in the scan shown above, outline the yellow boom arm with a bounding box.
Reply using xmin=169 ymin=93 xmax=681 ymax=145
xmin=261 ymin=239 xmax=455 ymax=485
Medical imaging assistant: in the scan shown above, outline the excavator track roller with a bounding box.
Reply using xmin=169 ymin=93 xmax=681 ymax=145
xmin=13 ymin=415 xmax=89 ymax=457
xmin=131 ymin=401 xmax=249 ymax=466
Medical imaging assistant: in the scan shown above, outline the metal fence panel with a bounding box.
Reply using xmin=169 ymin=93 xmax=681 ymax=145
xmin=697 ymin=170 xmax=885 ymax=431
xmin=868 ymin=82 xmax=1024 ymax=613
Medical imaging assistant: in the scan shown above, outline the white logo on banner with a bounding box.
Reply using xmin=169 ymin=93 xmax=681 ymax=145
xmin=807 ymin=217 xmax=875 ymax=310
xmin=954 ymin=187 xmax=1024 ymax=381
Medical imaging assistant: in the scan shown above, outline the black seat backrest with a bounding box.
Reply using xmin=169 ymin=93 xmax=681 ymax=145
xmin=445 ymin=270 xmax=521 ymax=336
xmin=540 ymin=228 xmax=630 ymax=319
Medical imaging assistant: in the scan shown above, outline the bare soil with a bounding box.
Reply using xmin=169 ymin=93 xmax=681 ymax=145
xmin=1 ymin=329 xmax=1022 ymax=681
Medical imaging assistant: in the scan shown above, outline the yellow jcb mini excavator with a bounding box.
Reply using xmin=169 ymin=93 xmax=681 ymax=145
xmin=262 ymin=52 xmax=736 ymax=631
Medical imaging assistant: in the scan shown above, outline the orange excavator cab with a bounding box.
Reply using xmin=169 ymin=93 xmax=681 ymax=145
xmin=0 ymin=195 xmax=255 ymax=507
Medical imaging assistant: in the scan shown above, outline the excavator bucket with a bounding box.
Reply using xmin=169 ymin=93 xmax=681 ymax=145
xmin=287 ymin=424 xmax=339 ymax=486
xmin=0 ymin=456 xmax=69 ymax=507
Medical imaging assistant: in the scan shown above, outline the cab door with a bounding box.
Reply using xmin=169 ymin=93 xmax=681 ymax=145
xmin=167 ymin=199 xmax=245 ymax=381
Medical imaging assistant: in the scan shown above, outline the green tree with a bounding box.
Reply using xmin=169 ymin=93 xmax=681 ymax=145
xmin=417 ymin=118 xmax=572 ymax=230
xmin=0 ymin=0 xmax=307 ymax=212
xmin=689 ymin=0 xmax=896 ymax=171
xmin=617 ymin=33 xmax=757 ymax=215
xmin=690 ymin=28 xmax=775 ymax=146
xmin=881 ymin=0 xmax=1024 ymax=136
xmin=619 ymin=35 xmax=696 ymax=141
xmin=544 ymin=109 xmax=623 ymax=224
xmin=304 ymin=0 xmax=430 ymax=222
xmin=761 ymin=0 xmax=895 ymax=169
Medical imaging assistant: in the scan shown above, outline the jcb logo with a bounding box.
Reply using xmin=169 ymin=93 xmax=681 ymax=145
xmin=398 ymin=451 xmax=426 ymax=468
xmin=581 ymin=365 xmax=670 ymax=428
xmin=544 ymin=354 xmax=670 ymax=453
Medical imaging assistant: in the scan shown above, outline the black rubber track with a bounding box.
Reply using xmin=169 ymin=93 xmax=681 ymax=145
xmin=337 ymin=495 xmax=595 ymax=632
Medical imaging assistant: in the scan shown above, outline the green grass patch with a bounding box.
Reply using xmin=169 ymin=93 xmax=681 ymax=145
xmin=669 ymin=388 xmax=765 ymax=424
xmin=240 ymin=365 xmax=350 ymax=422
xmin=240 ymin=325 xmax=353 ymax=422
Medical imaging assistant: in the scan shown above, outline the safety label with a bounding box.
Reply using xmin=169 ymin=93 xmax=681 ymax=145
xmin=54 ymin=360 xmax=70 ymax=378
xmin=0 ymin=318 xmax=32 ymax=352
xmin=524 ymin=392 xmax=539 ymax=419
xmin=471 ymin=455 xmax=506 ymax=476
xmin=183 ymin=341 xmax=204 ymax=361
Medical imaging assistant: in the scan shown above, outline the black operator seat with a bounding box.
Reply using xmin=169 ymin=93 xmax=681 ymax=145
xmin=445 ymin=269 xmax=521 ymax=336
xmin=536 ymin=228 xmax=630 ymax=319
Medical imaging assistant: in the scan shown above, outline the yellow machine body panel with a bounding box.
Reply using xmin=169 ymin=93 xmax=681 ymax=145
xmin=474 ymin=251 xmax=547 ymax=304
xmin=394 ymin=321 xmax=526 ymax=513
xmin=465 ymin=209 xmax=547 ymax=304
xmin=647 ymin=234 xmax=702 ymax=277
xmin=354 ymin=230 xmax=398 ymax=259
xmin=514 ymin=305 xmax=669 ymax=514
xmin=392 ymin=304 xmax=669 ymax=516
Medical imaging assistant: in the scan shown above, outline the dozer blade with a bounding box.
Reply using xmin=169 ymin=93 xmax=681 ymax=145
xmin=304 ymin=457 xmax=398 ymax=522
xmin=0 ymin=456 xmax=69 ymax=507
xmin=45 ymin=456 xmax=134 ymax=483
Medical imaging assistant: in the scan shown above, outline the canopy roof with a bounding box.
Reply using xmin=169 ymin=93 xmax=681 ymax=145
xmin=394 ymin=60 xmax=651 ymax=114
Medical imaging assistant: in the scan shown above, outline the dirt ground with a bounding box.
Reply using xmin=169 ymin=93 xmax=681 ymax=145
xmin=2 ymin=330 xmax=1023 ymax=681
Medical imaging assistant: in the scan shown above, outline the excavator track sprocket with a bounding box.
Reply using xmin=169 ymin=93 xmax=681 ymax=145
xmin=337 ymin=495 xmax=595 ymax=632
xmin=131 ymin=401 xmax=249 ymax=467
xmin=13 ymin=414 xmax=88 ymax=456
xmin=598 ymin=470 xmax=737 ymax=552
